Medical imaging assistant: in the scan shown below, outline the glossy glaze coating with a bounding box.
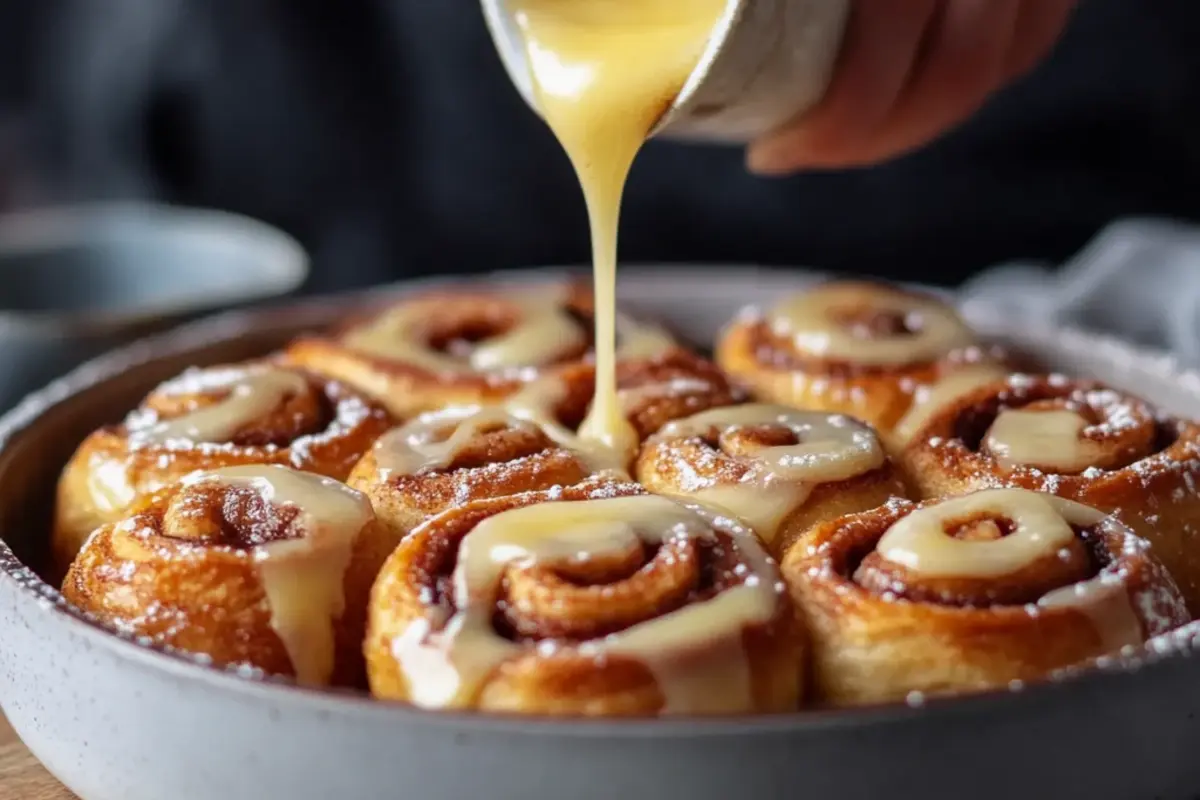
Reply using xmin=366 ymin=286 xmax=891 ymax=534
xmin=3 ymin=270 xmax=1200 ymax=800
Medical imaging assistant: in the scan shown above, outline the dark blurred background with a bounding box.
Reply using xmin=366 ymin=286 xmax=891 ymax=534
xmin=2 ymin=0 xmax=1200 ymax=294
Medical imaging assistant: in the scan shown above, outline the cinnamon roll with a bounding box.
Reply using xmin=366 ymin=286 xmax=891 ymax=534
xmin=496 ymin=346 xmax=745 ymax=463
xmin=52 ymin=361 xmax=393 ymax=573
xmin=901 ymin=375 xmax=1200 ymax=613
xmin=782 ymin=488 xmax=1188 ymax=706
xmin=610 ymin=348 xmax=748 ymax=440
xmin=284 ymin=284 xmax=599 ymax=419
xmin=63 ymin=465 xmax=397 ymax=688
xmin=365 ymin=483 xmax=801 ymax=716
xmin=715 ymin=281 xmax=1008 ymax=445
xmin=346 ymin=405 xmax=627 ymax=544
xmin=636 ymin=404 xmax=905 ymax=555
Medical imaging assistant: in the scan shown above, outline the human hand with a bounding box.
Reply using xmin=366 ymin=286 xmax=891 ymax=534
xmin=746 ymin=0 xmax=1078 ymax=174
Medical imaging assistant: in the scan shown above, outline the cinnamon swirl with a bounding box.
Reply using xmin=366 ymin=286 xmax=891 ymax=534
xmin=365 ymin=483 xmax=801 ymax=716
xmin=496 ymin=346 xmax=745 ymax=464
xmin=346 ymin=405 xmax=627 ymax=544
xmin=52 ymin=361 xmax=393 ymax=573
xmin=715 ymin=281 xmax=1008 ymax=446
xmin=63 ymin=465 xmax=397 ymax=688
xmin=283 ymin=284 xmax=599 ymax=419
xmin=902 ymin=375 xmax=1200 ymax=613
xmin=610 ymin=348 xmax=747 ymax=440
xmin=636 ymin=404 xmax=905 ymax=555
xmin=782 ymin=488 xmax=1188 ymax=706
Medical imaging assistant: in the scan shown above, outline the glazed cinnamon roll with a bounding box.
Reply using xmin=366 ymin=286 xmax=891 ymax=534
xmin=284 ymin=284 xmax=599 ymax=419
xmin=715 ymin=281 xmax=1008 ymax=445
xmin=782 ymin=488 xmax=1188 ymax=706
xmin=610 ymin=348 xmax=748 ymax=439
xmin=636 ymin=404 xmax=905 ymax=555
xmin=63 ymin=465 xmax=397 ymax=688
xmin=346 ymin=405 xmax=627 ymax=544
xmin=52 ymin=361 xmax=393 ymax=573
xmin=901 ymin=375 xmax=1200 ymax=613
xmin=495 ymin=346 xmax=745 ymax=462
xmin=365 ymin=483 xmax=801 ymax=716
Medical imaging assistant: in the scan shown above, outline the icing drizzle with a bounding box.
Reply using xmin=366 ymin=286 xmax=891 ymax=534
xmin=768 ymin=284 xmax=977 ymax=367
xmin=393 ymin=495 xmax=780 ymax=713
xmin=183 ymin=465 xmax=374 ymax=686
xmin=652 ymin=404 xmax=885 ymax=543
xmin=342 ymin=286 xmax=587 ymax=374
xmin=128 ymin=365 xmax=308 ymax=446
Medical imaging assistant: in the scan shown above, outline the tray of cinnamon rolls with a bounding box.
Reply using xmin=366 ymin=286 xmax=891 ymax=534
xmin=3 ymin=269 xmax=1200 ymax=800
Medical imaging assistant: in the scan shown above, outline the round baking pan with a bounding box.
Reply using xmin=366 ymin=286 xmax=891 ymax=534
xmin=1 ymin=268 xmax=1198 ymax=800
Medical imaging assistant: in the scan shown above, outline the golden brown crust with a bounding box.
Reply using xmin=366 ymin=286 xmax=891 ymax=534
xmin=283 ymin=285 xmax=596 ymax=419
xmin=781 ymin=493 xmax=1189 ymax=707
xmin=901 ymin=375 xmax=1200 ymax=614
xmin=346 ymin=413 xmax=611 ymax=544
xmin=51 ymin=361 xmax=393 ymax=575
xmin=51 ymin=275 xmax=1200 ymax=715
xmin=365 ymin=481 xmax=802 ymax=716
xmin=62 ymin=474 xmax=397 ymax=689
xmin=635 ymin=407 xmax=906 ymax=556
xmin=715 ymin=281 xmax=1008 ymax=440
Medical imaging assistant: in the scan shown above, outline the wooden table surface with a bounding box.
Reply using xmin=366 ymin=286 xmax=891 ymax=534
xmin=0 ymin=714 xmax=75 ymax=798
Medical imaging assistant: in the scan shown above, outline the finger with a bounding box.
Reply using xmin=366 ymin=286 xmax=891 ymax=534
xmin=746 ymin=0 xmax=939 ymax=174
xmin=1004 ymin=0 xmax=1078 ymax=80
xmin=845 ymin=0 xmax=1023 ymax=167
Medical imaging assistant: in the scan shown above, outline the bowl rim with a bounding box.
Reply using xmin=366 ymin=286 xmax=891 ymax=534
xmin=5 ymin=264 xmax=1200 ymax=736
xmin=0 ymin=201 xmax=309 ymax=335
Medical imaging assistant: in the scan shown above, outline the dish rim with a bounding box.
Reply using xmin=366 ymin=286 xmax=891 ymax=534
xmin=5 ymin=264 xmax=1200 ymax=736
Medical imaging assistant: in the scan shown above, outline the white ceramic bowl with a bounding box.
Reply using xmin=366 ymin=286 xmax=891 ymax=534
xmin=0 ymin=202 xmax=309 ymax=411
xmin=2 ymin=268 xmax=1200 ymax=800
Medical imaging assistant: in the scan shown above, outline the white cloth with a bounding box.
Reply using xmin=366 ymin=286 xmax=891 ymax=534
xmin=960 ymin=218 xmax=1200 ymax=364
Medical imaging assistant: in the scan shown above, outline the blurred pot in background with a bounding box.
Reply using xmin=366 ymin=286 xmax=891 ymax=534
xmin=0 ymin=202 xmax=308 ymax=412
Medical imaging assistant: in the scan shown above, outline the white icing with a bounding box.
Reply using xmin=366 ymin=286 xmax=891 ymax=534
xmin=653 ymin=404 xmax=885 ymax=543
xmin=343 ymin=286 xmax=586 ymax=374
xmin=768 ymin=284 xmax=976 ymax=367
xmin=184 ymin=465 xmax=373 ymax=686
xmin=129 ymin=366 xmax=308 ymax=446
xmin=876 ymin=489 xmax=1105 ymax=578
xmin=393 ymin=495 xmax=778 ymax=713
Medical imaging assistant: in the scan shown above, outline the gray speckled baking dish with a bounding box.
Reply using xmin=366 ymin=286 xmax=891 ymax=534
xmin=2 ymin=267 xmax=1200 ymax=800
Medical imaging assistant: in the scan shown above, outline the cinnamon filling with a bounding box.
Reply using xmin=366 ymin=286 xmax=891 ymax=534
xmin=418 ymin=522 xmax=746 ymax=646
xmin=390 ymin=493 xmax=782 ymax=712
xmin=539 ymin=351 xmax=736 ymax=437
xmin=132 ymin=367 xmax=337 ymax=448
xmin=718 ymin=424 xmax=801 ymax=456
xmin=680 ymin=424 xmax=801 ymax=466
xmin=160 ymin=483 xmax=306 ymax=548
xmin=429 ymin=318 xmax=518 ymax=359
xmin=430 ymin=420 xmax=559 ymax=474
xmin=945 ymin=514 xmax=1018 ymax=542
xmin=854 ymin=518 xmax=1099 ymax=608
xmin=614 ymin=352 xmax=743 ymax=436
xmin=234 ymin=390 xmax=338 ymax=448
